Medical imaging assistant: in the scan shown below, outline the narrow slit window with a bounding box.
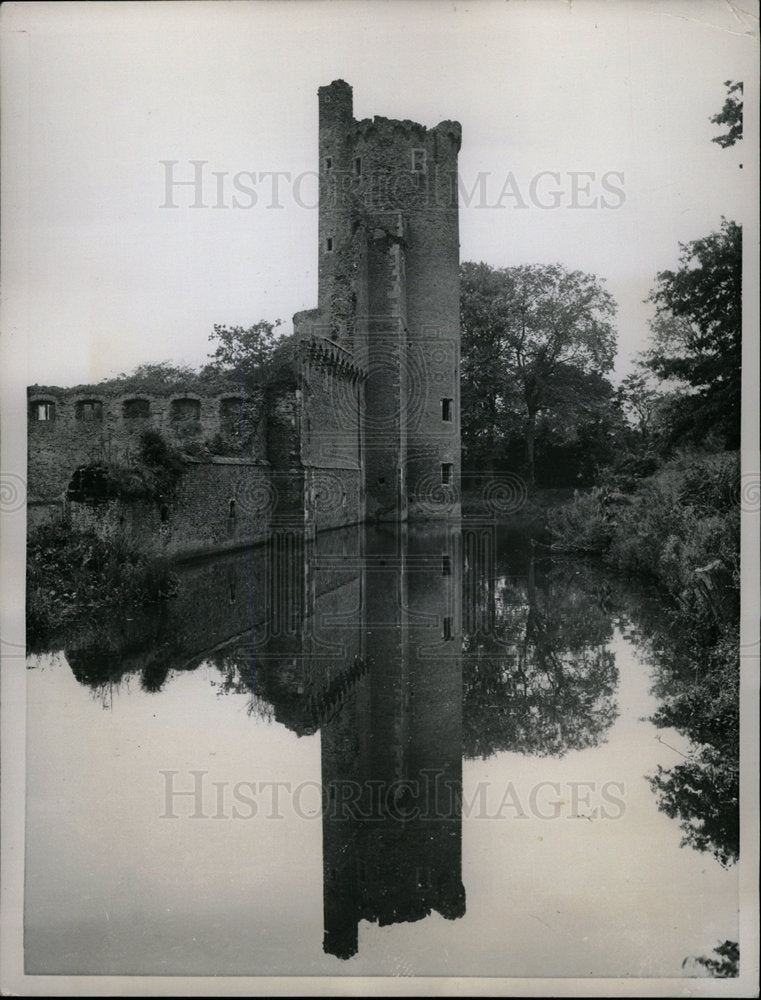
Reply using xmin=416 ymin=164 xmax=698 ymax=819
xmin=443 ymin=616 xmax=453 ymax=641
xmin=324 ymin=156 xmax=332 ymax=171
xmin=353 ymin=156 xmax=362 ymax=176
xmin=442 ymin=554 xmax=451 ymax=576
xmin=326 ymin=237 xmax=333 ymax=252
xmin=441 ymin=397 xmax=453 ymax=422
xmin=441 ymin=463 xmax=453 ymax=486
xmin=415 ymin=866 xmax=432 ymax=888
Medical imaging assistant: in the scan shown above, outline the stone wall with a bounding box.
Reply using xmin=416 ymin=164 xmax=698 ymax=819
xmin=27 ymin=81 xmax=462 ymax=550
xmin=27 ymin=383 xmax=267 ymax=502
xmin=66 ymin=458 xmax=306 ymax=558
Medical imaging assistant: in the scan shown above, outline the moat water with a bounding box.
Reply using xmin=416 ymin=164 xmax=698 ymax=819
xmin=25 ymin=522 xmax=737 ymax=977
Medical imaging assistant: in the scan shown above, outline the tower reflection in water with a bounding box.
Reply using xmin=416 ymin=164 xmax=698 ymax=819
xmin=253 ymin=522 xmax=465 ymax=959
xmin=313 ymin=524 xmax=465 ymax=959
xmin=58 ymin=521 xmax=466 ymax=960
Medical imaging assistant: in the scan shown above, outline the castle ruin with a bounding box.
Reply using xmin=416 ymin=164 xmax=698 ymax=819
xmin=27 ymin=81 xmax=462 ymax=553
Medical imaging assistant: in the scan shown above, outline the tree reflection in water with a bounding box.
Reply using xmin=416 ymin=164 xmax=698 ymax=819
xmin=622 ymin=589 xmax=739 ymax=868
xmin=462 ymin=528 xmax=619 ymax=759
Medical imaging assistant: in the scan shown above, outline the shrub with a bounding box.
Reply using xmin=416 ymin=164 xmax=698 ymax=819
xmin=547 ymin=488 xmax=613 ymax=553
xmin=552 ymin=452 xmax=739 ymax=616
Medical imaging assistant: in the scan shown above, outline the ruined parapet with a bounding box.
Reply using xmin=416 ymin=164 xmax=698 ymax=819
xmin=27 ymin=382 xmax=269 ymax=506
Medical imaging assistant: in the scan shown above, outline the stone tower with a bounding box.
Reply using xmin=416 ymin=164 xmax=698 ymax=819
xmin=295 ymin=80 xmax=461 ymax=522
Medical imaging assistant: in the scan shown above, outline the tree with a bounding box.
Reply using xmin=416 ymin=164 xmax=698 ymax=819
xmin=205 ymin=319 xmax=283 ymax=379
xmin=617 ymin=371 xmax=662 ymax=440
xmin=110 ymin=361 xmax=201 ymax=393
xmin=460 ymin=262 xmax=617 ymax=485
xmin=685 ymin=940 xmax=739 ymax=978
xmin=643 ymin=219 xmax=741 ymax=448
xmin=710 ymin=80 xmax=743 ymax=148
xmin=648 ymin=747 xmax=739 ymax=868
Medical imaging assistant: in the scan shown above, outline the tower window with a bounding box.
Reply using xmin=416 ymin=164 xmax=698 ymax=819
xmin=441 ymin=398 xmax=453 ymax=422
xmin=324 ymin=156 xmax=332 ymax=171
xmin=326 ymin=237 xmax=333 ymax=252
xmin=443 ymin=617 xmax=453 ymax=641
xmin=30 ymin=400 xmax=55 ymax=422
xmin=442 ymin=554 xmax=451 ymax=576
xmin=353 ymin=156 xmax=362 ymax=176
xmin=441 ymin=463 xmax=453 ymax=486
xmin=412 ymin=148 xmax=426 ymax=172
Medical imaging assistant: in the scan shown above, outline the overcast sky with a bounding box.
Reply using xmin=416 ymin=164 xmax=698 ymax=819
xmin=1 ymin=0 xmax=757 ymax=388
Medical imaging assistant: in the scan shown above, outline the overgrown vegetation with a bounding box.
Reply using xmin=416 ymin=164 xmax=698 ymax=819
xmin=29 ymin=429 xmax=186 ymax=650
xmin=27 ymin=521 xmax=177 ymax=652
xmin=549 ymin=451 xmax=739 ymax=587
xmin=67 ymin=428 xmax=186 ymax=504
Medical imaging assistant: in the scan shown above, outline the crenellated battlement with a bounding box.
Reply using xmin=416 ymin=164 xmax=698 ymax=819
xmin=349 ymin=116 xmax=461 ymax=151
xmin=299 ymin=336 xmax=367 ymax=384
